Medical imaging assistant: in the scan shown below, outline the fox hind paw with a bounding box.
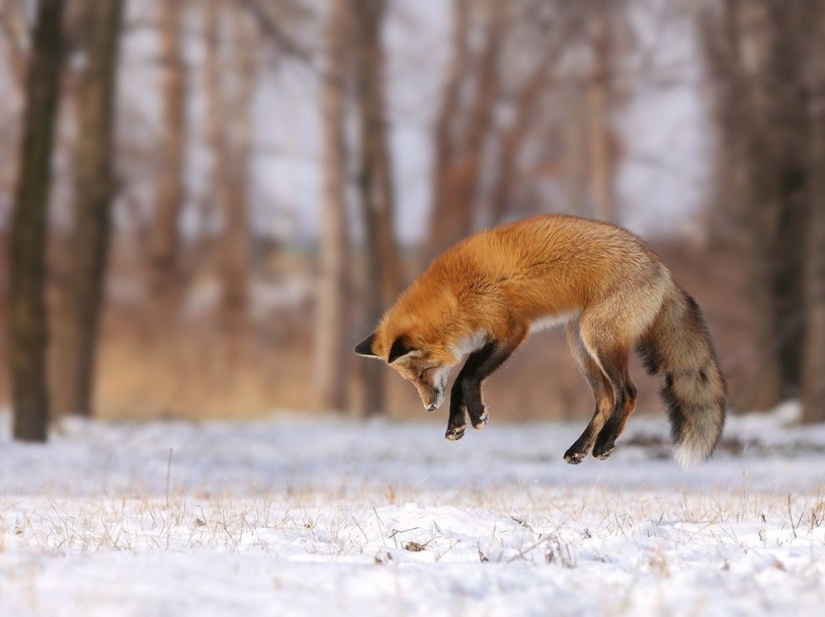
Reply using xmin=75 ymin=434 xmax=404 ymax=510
xmin=563 ymin=447 xmax=587 ymax=465
xmin=592 ymin=443 xmax=615 ymax=460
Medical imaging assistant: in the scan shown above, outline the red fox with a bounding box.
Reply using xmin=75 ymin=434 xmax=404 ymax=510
xmin=355 ymin=215 xmax=726 ymax=467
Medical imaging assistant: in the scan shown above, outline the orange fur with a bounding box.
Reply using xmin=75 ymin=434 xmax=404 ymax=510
xmin=355 ymin=215 xmax=726 ymax=465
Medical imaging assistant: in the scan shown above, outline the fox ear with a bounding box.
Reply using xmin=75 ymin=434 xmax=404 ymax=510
xmin=388 ymin=336 xmax=416 ymax=364
xmin=354 ymin=332 xmax=379 ymax=358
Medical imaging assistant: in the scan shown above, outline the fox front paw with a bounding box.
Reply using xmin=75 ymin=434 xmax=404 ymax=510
xmin=445 ymin=424 xmax=466 ymax=441
xmin=470 ymin=406 xmax=488 ymax=430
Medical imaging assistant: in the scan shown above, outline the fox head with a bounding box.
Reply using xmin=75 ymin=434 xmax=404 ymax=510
xmin=354 ymin=330 xmax=457 ymax=413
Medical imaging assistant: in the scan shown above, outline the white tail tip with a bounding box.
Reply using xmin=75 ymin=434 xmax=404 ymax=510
xmin=672 ymin=442 xmax=706 ymax=469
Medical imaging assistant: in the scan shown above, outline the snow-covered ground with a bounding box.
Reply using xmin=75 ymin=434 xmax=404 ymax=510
xmin=2 ymin=403 xmax=825 ymax=616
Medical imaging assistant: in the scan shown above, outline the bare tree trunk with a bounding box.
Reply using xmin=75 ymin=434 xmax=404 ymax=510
xmin=587 ymin=0 xmax=614 ymax=222
xmin=724 ymin=1 xmax=812 ymax=406
xmin=564 ymin=85 xmax=588 ymax=214
xmin=802 ymin=21 xmax=825 ymax=423
xmin=8 ymin=0 xmax=65 ymax=441
xmin=204 ymin=0 xmax=254 ymax=358
xmin=371 ymin=42 xmax=399 ymax=302
xmin=742 ymin=145 xmax=785 ymax=409
xmin=699 ymin=0 xmax=783 ymax=409
xmin=204 ymin=0 xmax=229 ymax=245
xmin=219 ymin=9 xmax=257 ymax=347
xmin=716 ymin=0 xmax=818 ymax=409
xmin=429 ymin=0 xmax=469 ymax=254
xmin=352 ymin=0 xmax=397 ymax=416
xmin=356 ymin=0 xmax=398 ymax=303
xmin=52 ymin=0 xmax=125 ymax=418
xmin=313 ymin=0 xmax=351 ymax=412
xmin=205 ymin=0 xmax=236 ymax=334
xmin=489 ymin=28 xmax=570 ymax=224
xmin=428 ymin=0 xmax=504 ymax=256
xmin=736 ymin=7 xmax=785 ymax=408
xmin=149 ymin=0 xmax=187 ymax=315
xmin=803 ymin=179 xmax=825 ymax=422
xmin=761 ymin=2 xmax=811 ymax=398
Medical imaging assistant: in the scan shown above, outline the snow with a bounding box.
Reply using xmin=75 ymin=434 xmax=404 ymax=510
xmin=2 ymin=405 xmax=825 ymax=616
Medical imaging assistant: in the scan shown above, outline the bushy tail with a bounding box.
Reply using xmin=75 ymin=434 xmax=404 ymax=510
xmin=636 ymin=286 xmax=727 ymax=468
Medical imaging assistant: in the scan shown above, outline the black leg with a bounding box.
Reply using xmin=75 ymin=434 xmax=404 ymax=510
xmin=593 ymin=381 xmax=637 ymax=459
xmin=564 ymin=421 xmax=599 ymax=465
xmin=459 ymin=342 xmax=500 ymax=428
xmin=445 ymin=381 xmax=468 ymax=441
xmin=445 ymin=333 xmax=524 ymax=440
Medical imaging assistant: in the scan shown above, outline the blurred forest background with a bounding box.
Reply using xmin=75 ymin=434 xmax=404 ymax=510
xmin=1 ymin=0 xmax=825 ymax=441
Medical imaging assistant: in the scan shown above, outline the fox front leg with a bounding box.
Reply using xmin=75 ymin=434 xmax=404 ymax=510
xmin=444 ymin=337 xmax=524 ymax=441
xmin=444 ymin=373 xmax=487 ymax=441
xmin=445 ymin=382 xmax=469 ymax=441
xmin=444 ymin=344 xmax=497 ymax=441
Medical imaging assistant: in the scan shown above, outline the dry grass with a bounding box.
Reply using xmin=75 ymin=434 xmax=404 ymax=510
xmin=92 ymin=318 xmax=312 ymax=421
xmin=4 ymin=484 xmax=825 ymax=558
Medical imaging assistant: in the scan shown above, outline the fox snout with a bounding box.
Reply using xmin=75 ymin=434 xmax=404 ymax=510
xmin=419 ymin=387 xmax=443 ymax=412
xmin=423 ymin=388 xmax=443 ymax=413
xmin=416 ymin=369 xmax=448 ymax=413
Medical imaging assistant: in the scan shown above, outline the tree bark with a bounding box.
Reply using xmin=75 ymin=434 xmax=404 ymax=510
xmin=489 ymin=26 xmax=570 ymax=224
xmin=563 ymin=85 xmax=588 ymax=215
xmin=728 ymin=1 xmax=784 ymax=409
xmin=803 ymin=168 xmax=825 ymax=421
xmin=52 ymin=0 xmax=125 ymax=418
xmin=427 ymin=0 xmax=504 ymax=256
xmin=802 ymin=19 xmax=825 ymax=423
xmin=709 ymin=0 xmax=822 ymax=409
xmin=204 ymin=0 xmax=230 ymax=248
xmin=429 ymin=0 xmax=469 ymax=252
xmin=698 ymin=0 xmax=786 ymax=409
xmin=352 ymin=0 xmax=397 ymax=416
xmin=219 ymin=9 xmax=256 ymax=345
xmin=149 ymin=0 xmax=187 ymax=315
xmin=313 ymin=0 xmax=351 ymax=412
xmin=760 ymin=1 xmax=811 ymax=398
xmin=8 ymin=0 xmax=66 ymax=441
xmin=587 ymin=0 xmax=614 ymax=223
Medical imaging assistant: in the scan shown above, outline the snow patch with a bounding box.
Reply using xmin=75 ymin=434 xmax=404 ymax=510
xmin=0 ymin=405 xmax=824 ymax=616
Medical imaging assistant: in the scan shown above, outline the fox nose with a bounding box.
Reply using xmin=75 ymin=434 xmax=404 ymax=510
xmin=426 ymin=404 xmax=437 ymax=413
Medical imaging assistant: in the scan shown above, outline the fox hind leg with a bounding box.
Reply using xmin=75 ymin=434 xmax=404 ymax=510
xmin=578 ymin=312 xmax=639 ymax=461
xmin=586 ymin=284 xmax=661 ymax=460
xmin=564 ymin=321 xmax=615 ymax=464
xmin=592 ymin=375 xmax=637 ymax=460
